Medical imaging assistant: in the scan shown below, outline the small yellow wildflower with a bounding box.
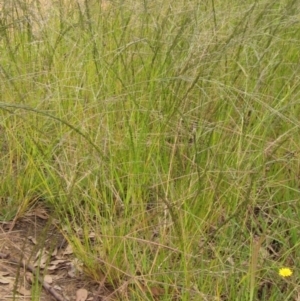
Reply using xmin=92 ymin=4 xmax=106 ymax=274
xmin=279 ymin=268 xmax=292 ymax=277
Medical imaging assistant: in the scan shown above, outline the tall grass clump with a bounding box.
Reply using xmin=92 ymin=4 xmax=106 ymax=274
xmin=1 ymin=0 xmax=300 ymax=300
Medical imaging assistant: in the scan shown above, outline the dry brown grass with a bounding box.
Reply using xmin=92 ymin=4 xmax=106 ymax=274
xmin=0 ymin=0 xmax=111 ymax=37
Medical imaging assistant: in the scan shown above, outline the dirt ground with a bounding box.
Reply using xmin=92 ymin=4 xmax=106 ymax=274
xmin=0 ymin=205 xmax=109 ymax=301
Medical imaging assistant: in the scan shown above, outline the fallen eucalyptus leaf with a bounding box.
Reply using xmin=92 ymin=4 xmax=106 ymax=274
xmin=76 ymin=288 xmax=88 ymax=301
xmin=28 ymin=236 xmax=37 ymax=245
xmin=0 ymin=276 xmax=12 ymax=284
xmin=17 ymin=285 xmax=31 ymax=296
xmin=44 ymin=275 xmax=53 ymax=284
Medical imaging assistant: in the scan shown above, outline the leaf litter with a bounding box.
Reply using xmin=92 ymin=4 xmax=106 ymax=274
xmin=0 ymin=205 xmax=107 ymax=301
xmin=0 ymin=203 xmax=170 ymax=301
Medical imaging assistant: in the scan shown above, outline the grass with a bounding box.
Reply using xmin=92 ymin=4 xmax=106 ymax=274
xmin=1 ymin=0 xmax=300 ymax=300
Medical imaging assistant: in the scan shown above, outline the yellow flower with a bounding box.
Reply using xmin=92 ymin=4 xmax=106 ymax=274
xmin=279 ymin=268 xmax=292 ymax=277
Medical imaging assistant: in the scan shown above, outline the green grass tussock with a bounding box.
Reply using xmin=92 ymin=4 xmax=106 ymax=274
xmin=1 ymin=0 xmax=300 ymax=300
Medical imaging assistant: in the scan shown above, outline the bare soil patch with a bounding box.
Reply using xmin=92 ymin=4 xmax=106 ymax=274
xmin=0 ymin=205 xmax=106 ymax=301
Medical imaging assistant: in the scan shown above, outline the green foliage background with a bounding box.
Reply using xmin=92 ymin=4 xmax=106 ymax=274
xmin=0 ymin=0 xmax=300 ymax=300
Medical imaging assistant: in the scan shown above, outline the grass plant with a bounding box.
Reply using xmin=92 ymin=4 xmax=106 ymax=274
xmin=1 ymin=0 xmax=300 ymax=300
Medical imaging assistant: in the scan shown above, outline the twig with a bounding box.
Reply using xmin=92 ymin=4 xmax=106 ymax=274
xmin=0 ymin=252 xmax=67 ymax=301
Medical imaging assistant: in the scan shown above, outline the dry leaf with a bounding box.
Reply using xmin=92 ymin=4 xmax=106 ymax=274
xmin=52 ymin=247 xmax=58 ymax=257
xmin=18 ymin=285 xmax=31 ymax=296
xmin=28 ymin=236 xmax=37 ymax=245
xmin=141 ymin=284 xmax=165 ymax=298
xmin=0 ymin=271 xmax=9 ymax=277
xmin=44 ymin=275 xmax=53 ymax=284
xmin=50 ymin=259 xmax=67 ymax=266
xmin=54 ymin=285 xmax=62 ymax=291
xmin=48 ymin=258 xmax=70 ymax=271
xmin=226 ymin=256 xmax=234 ymax=265
xmin=34 ymin=208 xmax=49 ymax=220
xmin=25 ymin=206 xmax=49 ymax=220
xmin=150 ymin=286 xmax=165 ymax=297
xmin=74 ymin=227 xmax=83 ymax=235
xmin=76 ymin=288 xmax=88 ymax=301
xmin=0 ymin=272 xmax=14 ymax=285
xmin=35 ymin=248 xmax=48 ymax=259
xmin=25 ymin=272 xmax=34 ymax=284
xmin=63 ymin=244 xmax=73 ymax=255
xmin=88 ymin=232 xmax=96 ymax=239
xmin=0 ymin=276 xmax=13 ymax=284
xmin=35 ymin=248 xmax=49 ymax=268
